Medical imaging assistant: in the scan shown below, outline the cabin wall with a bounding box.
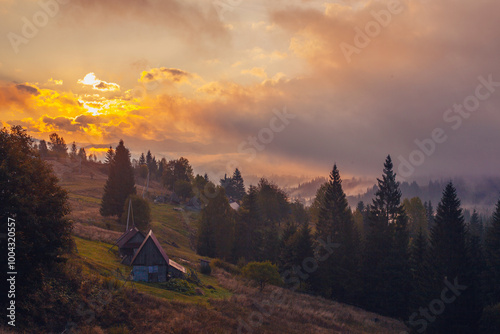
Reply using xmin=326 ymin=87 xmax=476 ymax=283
xmin=132 ymin=265 xmax=167 ymax=282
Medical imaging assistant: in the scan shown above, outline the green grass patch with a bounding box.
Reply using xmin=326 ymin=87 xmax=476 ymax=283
xmin=73 ymin=236 xmax=232 ymax=304
xmin=74 ymin=236 xmax=130 ymax=278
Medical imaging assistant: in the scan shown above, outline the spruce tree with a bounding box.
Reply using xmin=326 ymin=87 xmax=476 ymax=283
xmin=363 ymin=155 xmax=410 ymax=318
xmin=260 ymin=223 xmax=280 ymax=263
xmin=485 ymin=200 xmax=500 ymax=304
xmin=158 ymin=158 xmax=166 ymax=179
xmin=280 ymin=222 xmax=314 ymax=290
xmin=38 ymin=139 xmax=49 ymax=157
xmin=70 ymin=141 xmax=77 ymax=159
xmin=278 ymin=221 xmax=298 ymax=273
xmin=424 ymin=200 xmax=435 ymax=232
xmin=100 ymin=140 xmax=136 ymax=218
xmin=234 ymin=185 xmax=261 ymax=262
xmin=231 ymin=168 xmax=246 ymax=201
xmin=469 ymin=209 xmax=483 ymax=240
xmin=196 ymin=185 xmax=235 ymax=260
xmin=139 ymin=152 xmax=146 ymax=166
xmin=315 ymin=164 xmax=360 ymax=303
xmin=409 ymin=228 xmax=432 ymax=313
xmin=150 ymin=156 xmax=157 ymax=176
xmin=77 ymin=147 xmax=86 ymax=161
xmin=427 ymin=182 xmax=482 ymax=333
xmin=104 ymin=146 xmax=114 ymax=164
xmin=255 ymin=178 xmax=289 ymax=226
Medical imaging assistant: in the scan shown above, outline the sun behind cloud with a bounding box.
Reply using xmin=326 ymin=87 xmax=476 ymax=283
xmin=78 ymin=73 xmax=120 ymax=92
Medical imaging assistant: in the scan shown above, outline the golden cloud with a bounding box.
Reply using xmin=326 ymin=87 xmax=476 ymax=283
xmin=138 ymin=67 xmax=193 ymax=85
xmin=78 ymin=73 xmax=120 ymax=92
xmin=241 ymin=67 xmax=268 ymax=79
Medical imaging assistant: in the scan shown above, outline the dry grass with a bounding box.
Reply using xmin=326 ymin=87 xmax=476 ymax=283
xmin=214 ymin=269 xmax=408 ymax=333
xmin=41 ymin=159 xmax=410 ymax=334
xmin=72 ymin=222 xmax=122 ymax=244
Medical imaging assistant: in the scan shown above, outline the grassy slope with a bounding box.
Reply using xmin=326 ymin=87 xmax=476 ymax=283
xmin=50 ymin=160 xmax=408 ymax=333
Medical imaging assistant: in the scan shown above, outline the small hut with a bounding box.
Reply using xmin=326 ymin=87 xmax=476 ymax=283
xmin=200 ymin=259 xmax=211 ymax=274
xmin=116 ymin=227 xmax=145 ymax=265
xmin=130 ymin=230 xmax=169 ymax=282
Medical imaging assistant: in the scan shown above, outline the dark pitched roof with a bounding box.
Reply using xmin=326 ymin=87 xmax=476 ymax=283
xmin=130 ymin=230 xmax=169 ymax=265
xmin=117 ymin=227 xmax=145 ymax=249
xmin=116 ymin=226 xmax=137 ymax=243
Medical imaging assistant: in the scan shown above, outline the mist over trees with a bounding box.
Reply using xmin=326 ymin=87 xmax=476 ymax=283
xmin=191 ymin=154 xmax=500 ymax=333
xmin=20 ymin=130 xmax=500 ymax=332
xmin=220 ymin=168 xmax=246 ymax=201
xmin=348 ymin=177 xmax=500 ymax=214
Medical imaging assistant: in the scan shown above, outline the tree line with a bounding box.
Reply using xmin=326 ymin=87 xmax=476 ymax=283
xmin=32 ymin=132 xmax=499 ymax=332
xmin=196 ymin=155 xmax=500 ymax=333
xmin=35 ymin=132 xmax=98 ymax=162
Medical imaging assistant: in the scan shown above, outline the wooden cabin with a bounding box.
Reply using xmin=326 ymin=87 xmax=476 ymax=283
xmin=130 ymin=230 xmax=169 ymax=282
xmin=116 ymin=227 xmax=145 ymax=265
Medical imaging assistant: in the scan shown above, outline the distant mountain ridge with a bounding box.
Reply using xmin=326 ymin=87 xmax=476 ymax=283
xmin=287 ymin=175 xmax=500 ymax=214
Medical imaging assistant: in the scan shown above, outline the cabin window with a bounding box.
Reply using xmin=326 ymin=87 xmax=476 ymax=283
xmin=148 ymin=265 xmax=158 ymax=273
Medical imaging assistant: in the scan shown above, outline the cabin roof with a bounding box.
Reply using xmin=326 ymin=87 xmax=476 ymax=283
xmin=130 ymin=230 xmax=169 ymax=265
xmin=169 ymin=259 xmax=187 ymax=273
xmin=117 ymin=227 xmax=145 ymax=249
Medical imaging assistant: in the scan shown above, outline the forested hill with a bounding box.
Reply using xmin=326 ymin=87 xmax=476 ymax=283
xmin=347 ymin=177 xmax=500 ymax=213
xmin=287 ymin=175 xmax=500 ymax=214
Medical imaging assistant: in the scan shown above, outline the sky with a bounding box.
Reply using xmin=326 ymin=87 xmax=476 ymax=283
xmin=1 ymin=0 xmax=500 ymax=189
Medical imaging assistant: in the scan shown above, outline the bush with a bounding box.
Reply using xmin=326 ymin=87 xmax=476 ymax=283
xmin=211 ymin=258 xmax=241 ymax=275
xmin=242 ymin=261 xmax=283 ymax=291
xmin=237 ymin=257 xmax=247 ymax=269
xmin=186 ymin=269 xmax=201 ymax=285
xmin=160 ymin=279 xmax=197 ymax=295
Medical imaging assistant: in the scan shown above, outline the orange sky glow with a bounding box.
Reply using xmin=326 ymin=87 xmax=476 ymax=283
xmin=1 ymin=0 xmax=500 ymax=188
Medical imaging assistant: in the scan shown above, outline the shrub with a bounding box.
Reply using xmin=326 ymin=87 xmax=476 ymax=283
xmin=241 ymin=261 xmax=283 ymax=291
xmin=186 ymin=269 xmax=201 ymax=285
xmin=211 ymin=258 xmax=240 ymax=275
xmin=237 ymin=257 xmax=247 ymax=269
xmin=160 ymin=279 xmax=197 ymax=295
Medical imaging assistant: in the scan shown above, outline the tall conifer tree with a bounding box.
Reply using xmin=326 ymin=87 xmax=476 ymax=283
xmin=315 ymin=164 xmax=360 ymax=303
xmin=485 ymin=200 xmax=500 ymax=304
xmin=363 ymin=155 xmax=410 ymax=318
xmin=427 ymin=182 xmax=482 ymax=333
xmin=100 ymin=140 xmax=136 ymax=218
